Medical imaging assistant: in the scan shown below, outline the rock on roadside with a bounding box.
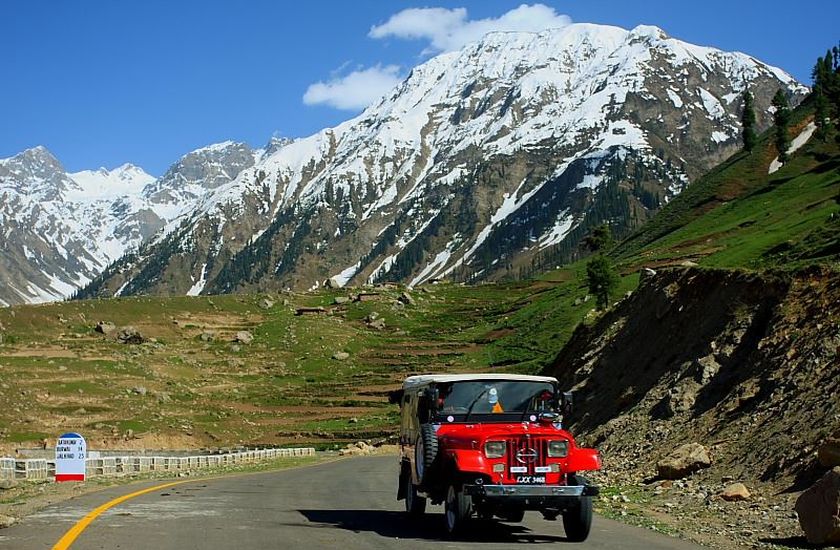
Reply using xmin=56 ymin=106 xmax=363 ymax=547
xmin=818 ymin=434 xmax=840 ymax=468
xmin=656 ymin=443 xmax=712 ymax=480
xmin=795 ymin=467 xmax=840 ymax=545
xmin=0 ymin=479 xmax=18 ymax=490
xmin=0 ymin=514 xmax=16 ymax=529
xmin=720 ymin=482 xmax=751 ymax=501
xmin=339 ymin=441 xmax=374 ymax=456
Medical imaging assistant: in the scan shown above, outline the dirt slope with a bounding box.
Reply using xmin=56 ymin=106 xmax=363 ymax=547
xmin=545 ymin=266 xmax=840 ymax=547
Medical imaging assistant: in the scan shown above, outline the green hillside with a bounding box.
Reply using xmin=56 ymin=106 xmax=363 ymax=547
xmin=615 ymin=100 xmax=840 ymax=270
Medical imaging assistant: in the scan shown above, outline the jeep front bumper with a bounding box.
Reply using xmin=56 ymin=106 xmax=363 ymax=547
xmin=464 ymin=483 xmax=599 ymax=502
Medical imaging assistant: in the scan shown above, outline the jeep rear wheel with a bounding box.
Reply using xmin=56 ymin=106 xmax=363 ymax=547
xmin=562 ymin=496 xmax=592 ymax=542
xmin=444 ymin=484 xmax=472 ymax=535
xmin=414 ymin=424 xmax=439 ymax=486
xmin=404 ymin=472 xmax=426 ymax=515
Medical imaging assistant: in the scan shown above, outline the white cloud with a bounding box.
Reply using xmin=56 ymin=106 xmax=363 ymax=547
xmin=302 ymin=65 xmax=403 ymax=111
xmin=369 ymin=3 xmax=571 ymax=53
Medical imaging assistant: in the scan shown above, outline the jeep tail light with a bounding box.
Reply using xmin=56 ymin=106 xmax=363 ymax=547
xmin=484 ymin=440 xmax=506 ymax=458
xmin=547 ymin=440 xmax=569 ymax=458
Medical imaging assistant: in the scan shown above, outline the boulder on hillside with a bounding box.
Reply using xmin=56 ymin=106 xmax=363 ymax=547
xmin=662 ymin=381 xmax=700 ymax=418
xmin=325 ymin=276 xmax=343 ymax=289
xmin=795 ymin=467 xmax=840 ymax=545
xmin=398 ymin=292 xmax=415 ymax=306
xmin=656 ymin=443 xmax=711 ymax=480
xmin=693 ymin=355 xmax=720 ymax=385
xmin=368 ymin=318 xmax=386 ymax=331
xmin=258 ymin=298 xmax=275 ymax=310
xmin=116 ymin=326 xmax=145 ymax=344
xmin=639 ymin=267 xmax=657 ymax=284
xmin=199 ymin=331 xmax=216 ymax=342
xmin=332 ymin=351 xmax=350 ymax=361
xmin=334 ymin=296 xmax=350 ymax=305
xmin=94 ymin=321 xmax=116 ymax=335
xmin=818 ymin=433 xmax=840 ymax=468
xmin=234 ymin=331 xmax=254 ymax=345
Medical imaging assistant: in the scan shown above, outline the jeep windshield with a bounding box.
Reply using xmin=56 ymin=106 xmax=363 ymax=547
xmin=434 ymin=380 xmax=556 ymax=422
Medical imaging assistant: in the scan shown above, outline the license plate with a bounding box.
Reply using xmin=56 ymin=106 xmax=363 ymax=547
xmin=515 ymin=475 xmax=546 ymax=484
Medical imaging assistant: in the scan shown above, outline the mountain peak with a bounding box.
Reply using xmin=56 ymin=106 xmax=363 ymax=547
xmin=628 ymin=24 xmax=668 ymax=41
xmin=0 ymin=145 xmax=70 ymax=200
xmin=12 ymin=145 xmax=61 ymax=165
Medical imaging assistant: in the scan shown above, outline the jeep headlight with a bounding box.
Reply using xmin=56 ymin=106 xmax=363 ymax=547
xmin=547 ymin=440 xmax=569 ymax=458
xmin=484 ymin=440 xmax=506 ymax=458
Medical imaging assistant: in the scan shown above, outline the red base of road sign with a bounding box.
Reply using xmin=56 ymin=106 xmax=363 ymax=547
xmin=56 ymin=474 xmax=86 ymax=482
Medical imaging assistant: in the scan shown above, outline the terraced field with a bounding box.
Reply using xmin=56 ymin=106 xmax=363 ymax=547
xmin=0 ymin=280 xmax=613 ymax=452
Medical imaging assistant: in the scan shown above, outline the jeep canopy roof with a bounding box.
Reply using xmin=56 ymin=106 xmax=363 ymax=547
xmin=402 ymin=373 xmax=558 ymax=390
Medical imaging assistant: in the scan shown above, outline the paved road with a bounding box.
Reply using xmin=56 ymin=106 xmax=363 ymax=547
xmin=2 ymin=456 xmax=706 ymax=549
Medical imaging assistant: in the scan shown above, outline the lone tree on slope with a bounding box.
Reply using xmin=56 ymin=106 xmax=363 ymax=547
xmin=586 ymin=254 xmax=619 ymax=310
xmin=812 ymin=48 xmax=839 ymax=140
xmin=772 ymin=90 xmax=792 ymax=164
xmin=583 ymin=224 xmax=613 ymax=252
xmin=741 ymin=90 xmax=757 ymax=152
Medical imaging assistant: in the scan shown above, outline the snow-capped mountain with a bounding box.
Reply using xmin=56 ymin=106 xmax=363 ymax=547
xmin=0 ymin=141 xmax=259 ymax=305
xmin=68 ymin=164 xmax=156 ymax=200
xmin=10 ymin=23 xmax=810 ymax=303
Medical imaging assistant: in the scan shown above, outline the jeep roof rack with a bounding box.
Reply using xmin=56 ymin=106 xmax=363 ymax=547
xmin=402 ymin=373 xmax=558 ymax=390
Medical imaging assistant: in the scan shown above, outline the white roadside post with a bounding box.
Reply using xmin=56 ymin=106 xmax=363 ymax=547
xmin=55 ymin=432 xmax=87 ymax=482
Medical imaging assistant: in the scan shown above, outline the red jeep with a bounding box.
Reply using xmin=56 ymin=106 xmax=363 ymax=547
xmin=392 ymin=374 xmax=601 ymax=539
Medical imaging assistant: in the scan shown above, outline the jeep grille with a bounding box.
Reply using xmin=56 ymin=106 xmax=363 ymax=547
xmin=506 ymin=436 xmax=547 ymax=473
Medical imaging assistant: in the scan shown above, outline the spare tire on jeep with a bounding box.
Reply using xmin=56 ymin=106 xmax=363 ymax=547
xmin=415 ymin=424 xmax=439 ymax=486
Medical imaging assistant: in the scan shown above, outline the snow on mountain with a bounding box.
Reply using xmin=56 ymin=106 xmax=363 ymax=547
xmin=0 ymin=141 xmax=259 ymax=305
xmin=13 ymin=23 xmax=811 ymax=302
xmin=67 ymin=164 xmax=155 ymax=200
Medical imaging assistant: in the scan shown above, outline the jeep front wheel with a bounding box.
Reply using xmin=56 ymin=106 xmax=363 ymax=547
xmin=562 ymin=496 xmax=593 ymax=542
xmin=444 ymin=484 xmax=472 ymax=535
xmin=414 ymin=424 xmax=439 ymax=486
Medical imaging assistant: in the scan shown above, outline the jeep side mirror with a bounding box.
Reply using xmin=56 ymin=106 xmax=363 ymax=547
xmin=562 ymin=391 xmax=574 ymax=417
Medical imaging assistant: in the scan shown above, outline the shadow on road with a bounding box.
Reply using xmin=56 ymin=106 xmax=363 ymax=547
xmin=297 ymin=509 xmax=569 ymax=543
xmin=758 ymin=536 xmax=823 ymax=549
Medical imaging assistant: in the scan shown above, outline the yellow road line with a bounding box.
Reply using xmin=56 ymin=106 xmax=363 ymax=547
xmin=50 ymin=455 xmax=340 ymax=549
xmin=52 ymin=480 xmax=189 ymax=550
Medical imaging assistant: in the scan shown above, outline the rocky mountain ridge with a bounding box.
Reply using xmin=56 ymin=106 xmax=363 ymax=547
xmin=0 ymin=141 xmax=262 ymax=305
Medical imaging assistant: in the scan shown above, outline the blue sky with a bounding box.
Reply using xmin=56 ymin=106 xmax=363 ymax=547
xmin=3 ymin=1 xmax=837 ymax=175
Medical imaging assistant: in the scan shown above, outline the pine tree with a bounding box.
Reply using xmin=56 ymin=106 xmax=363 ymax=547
xmin=772 ymin=90 xmax=791 ymax=164
xmin=830 ymin=46 xmax=840 ymax=121
xmin=585 ymin=254 xmax=618 ymax=310
xmin=813 ymin=52 xmax=834 ymax=140
xmin=583 ymin=224 xmax=613 ymax=252
xmin=741 ymin=90 xmax=757 ymax=152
